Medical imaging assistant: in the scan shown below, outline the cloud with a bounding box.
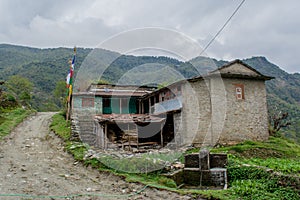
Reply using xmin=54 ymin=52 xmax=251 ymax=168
xmin=0 ymin=0 xmax=299 ymax=72
xmin=204 ymin=0 xmax=300 ymax=73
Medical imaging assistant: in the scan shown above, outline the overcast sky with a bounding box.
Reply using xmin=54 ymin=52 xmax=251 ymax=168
xmin=0 ymin=0 xmax=299 ymax=73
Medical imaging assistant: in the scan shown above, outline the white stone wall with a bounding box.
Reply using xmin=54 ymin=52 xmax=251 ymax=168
xmin=178 ymin=76 xmax=269 ymax=147
xmin=171 ymin=112 xmax=183 ymax=148
xmin=219 ymin=78 xmax=269 ymax=144
xmin=180 ymin=80 xmax=211 ymax=146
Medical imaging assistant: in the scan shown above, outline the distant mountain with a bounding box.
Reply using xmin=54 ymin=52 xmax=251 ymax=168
xmin=0 ymin=44 xmax=299 ymax=142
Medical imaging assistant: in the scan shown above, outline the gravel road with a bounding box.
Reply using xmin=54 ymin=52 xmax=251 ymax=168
xmin=0 ymin=112 xmax=197 ymax=200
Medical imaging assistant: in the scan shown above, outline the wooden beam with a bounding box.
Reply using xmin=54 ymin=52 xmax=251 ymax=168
xmin=136 ymin=124 xmax=139 ymax=149
xmin=138 ymin=100 xmax=141 ymax=114
xmin=128 ymin=123 xmax=131 ymax=151
xmin=104 ymin=123 xmax=107 ymax=150
xmin=66 ymin=102 xmax=70 ymax=122
xmin=119 ymin=98 xmax=122 ymax=114
xmin=160 ymin=123 xmax=163 ymax=147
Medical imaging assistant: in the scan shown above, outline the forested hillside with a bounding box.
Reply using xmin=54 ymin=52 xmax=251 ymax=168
xmin=0 ymin=44 xmax=299 ymax=142
xmin=0 ymin=44 xmax=91 ymax=110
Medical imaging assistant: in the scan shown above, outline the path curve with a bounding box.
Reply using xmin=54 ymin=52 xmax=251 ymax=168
xmin=0 ymin=112 xmax=196 ymax=199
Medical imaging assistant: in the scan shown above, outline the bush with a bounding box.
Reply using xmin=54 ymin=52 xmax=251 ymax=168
xmin=0 ymin=93 xmax=19 ymax=108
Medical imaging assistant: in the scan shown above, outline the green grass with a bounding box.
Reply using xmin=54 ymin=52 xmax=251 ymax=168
xmin=211 ymin=137 xmax=300 ymax=176
xmin=50 ymin=113 xmax=300 ymax=200
xmin=231 ymin=157 xmax=300 ymax=175
xmin=211 ymin=137 xmax=300 ymax=158
xmin=95 ymin=151 xmax=182 ymax=173
xmin=49 ymin=112 xmax=71 ymax=140
xmin=207 ymin=137 xmax=300 ymax=199
xmin=0 ymin=107 xmax=34 ymax=139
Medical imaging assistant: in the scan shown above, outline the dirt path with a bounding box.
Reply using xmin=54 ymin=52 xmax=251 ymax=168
xmin=0 ymin=112 xmax=196 ymax=200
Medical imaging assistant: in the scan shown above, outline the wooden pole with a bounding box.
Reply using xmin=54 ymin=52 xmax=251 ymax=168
xmin=138 ymin=100 xmax=141 ymax=114
xmin=104 ymin=123 xmax=107 ymax=150
xmin=136 ymin=124 xmax=139 ymax=149
xmin=128 ymin=123 xmax=131 ymax=151
xmin=66 ymin=47 xmax=76 ymax=122
xmin=160 ymin=122 xmax=163 ymax=147
xmin=149 ymin=98 xmax=151 ymax=113
xmin=66 ymin=102 xmax=70 ymax=122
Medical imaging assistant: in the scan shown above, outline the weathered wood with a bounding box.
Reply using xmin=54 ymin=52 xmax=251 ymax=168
xmin=104 ymin=123 xmax=107 ymax=150
xmin=117 ymin=141 xmax=158 ymax=147
xmin=136 ymin=124 xmax=139 ymax=149
xmin=160 ymin=123 xmax=163 ymax=147
xmin=66 ymin=102 xmax=70 ymax=122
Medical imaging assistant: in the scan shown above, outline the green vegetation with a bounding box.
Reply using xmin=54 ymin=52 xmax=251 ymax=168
xmin=210 ymin=138 xmax=300 ymax=199
xmin=5 ymin=75 xmax=33 ymax=107
xmin=53 ymin=80 xmax=68 ymax=109
xmin=96 ymin=151 xmax=182 ymax=173
xmin=0 ymin=76 xmax=35 ymax=139
xmin=0 ymin=108 xmax=33 ymax=139
xmin=211 ymin=137 xmax=300 ymax=158
xmin=49 ymin=113 xmax=71 ymax=140
xmin=50 ymin=113 xmax=299 ymax=200
xmin=0 ymin=44 xmax=92 ymax=111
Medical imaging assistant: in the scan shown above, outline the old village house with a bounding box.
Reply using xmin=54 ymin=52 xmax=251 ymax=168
xmin=71 ymin=60 xmax=273 ymax=150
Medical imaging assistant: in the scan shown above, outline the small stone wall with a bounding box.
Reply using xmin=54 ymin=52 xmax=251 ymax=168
xmin=70 ymin=111 xmax=96 ymax=146
xmin=165 ymin=151 xmax=228 ymax=189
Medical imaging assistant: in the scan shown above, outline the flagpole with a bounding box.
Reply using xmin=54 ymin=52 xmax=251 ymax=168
xmin=66 ymin=47 xmax=76 ymax=122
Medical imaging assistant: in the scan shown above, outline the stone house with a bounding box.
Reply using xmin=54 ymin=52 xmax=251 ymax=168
xmin=71 ymin=60 xmax=273 ymax=149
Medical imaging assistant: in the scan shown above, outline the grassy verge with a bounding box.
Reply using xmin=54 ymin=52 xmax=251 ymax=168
xmin=0 ymin=107 xmax=34 ymax=139
xmin=50 ymin=113 xmax=72 ymax=140
xmin=50 ymin=112 xmax=300 ymax=200
xmin=211 ymin=137 xmax=300 ymax=176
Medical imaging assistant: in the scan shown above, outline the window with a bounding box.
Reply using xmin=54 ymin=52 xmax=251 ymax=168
xmin=234 ymin=84 xmax=245 ymax=100
xmin=102 ymin=98 xmax=112 ymax=114
xmin=82 ymin=97 xmax=94 ymax=107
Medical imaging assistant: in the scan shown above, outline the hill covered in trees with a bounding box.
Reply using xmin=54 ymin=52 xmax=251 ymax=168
xmin=0 ymin=44 xmax=299 ymax=142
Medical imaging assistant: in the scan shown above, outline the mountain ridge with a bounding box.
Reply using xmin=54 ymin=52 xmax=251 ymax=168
xmin=0 ymin=44 xmax=299 ymax=142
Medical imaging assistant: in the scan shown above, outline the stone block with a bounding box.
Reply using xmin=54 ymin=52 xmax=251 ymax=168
xmin=183 ymin=168 xmax=211 ymax=186
xmin=210 ymin=154 xmax=228 ymax=168
xmin=210 ymin=168 xmax=227 ymax=187
xmin=184 ymin=153 xmax=209 ymax=169
xmin=184 ymin=153 xmax=199 ymax=168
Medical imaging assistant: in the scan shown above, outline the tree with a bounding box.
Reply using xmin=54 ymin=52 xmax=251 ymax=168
xmin=0 ymin=81 xmax=4 ymax=96
xmin=53 ymin=80 xmax=67 ymax=108
xmin=269 ymin=111 xmax=291 ymax=136
xmin=6 ymin=75 xmax=33 ymax=107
